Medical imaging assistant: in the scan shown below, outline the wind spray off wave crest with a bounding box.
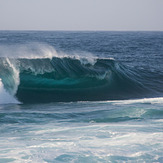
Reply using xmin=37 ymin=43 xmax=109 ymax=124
xmin=0 ymin=43 xmax=56 ymax=59
xmin=0 ymin=43 xmax=97 ymax=63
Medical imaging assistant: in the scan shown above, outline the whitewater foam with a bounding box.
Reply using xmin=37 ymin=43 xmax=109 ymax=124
xmin=108 ymin=97 xmax=163 ymax=105
xmin=5 ymin=58 xmax=20 ymax=95
xmin=0 ymin=79 xmax=19 ymax=104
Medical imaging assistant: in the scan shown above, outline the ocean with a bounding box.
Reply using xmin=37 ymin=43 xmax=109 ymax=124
xmin=0 ymin=31 xmax=163 ymax=162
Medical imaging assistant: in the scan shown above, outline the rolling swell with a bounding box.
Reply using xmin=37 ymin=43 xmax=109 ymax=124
xmin=0 ymin=57 xmax=161 ymax=103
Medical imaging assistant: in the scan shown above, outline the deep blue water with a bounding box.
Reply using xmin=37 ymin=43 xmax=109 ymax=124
xmin=0 ymin=31 xmax=163 ymax=162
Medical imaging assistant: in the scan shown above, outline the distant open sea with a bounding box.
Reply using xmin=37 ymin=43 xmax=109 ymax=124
xmin=0 ymin=31 xmax=163 ymax=162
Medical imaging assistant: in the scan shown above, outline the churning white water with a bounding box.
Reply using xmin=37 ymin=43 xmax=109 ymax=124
xmin=0 ymin=79 xmax=19 ymax=104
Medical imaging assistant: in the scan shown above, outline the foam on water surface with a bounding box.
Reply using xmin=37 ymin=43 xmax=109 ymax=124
xmin=107 ymin=97 xmax=163 ymax=105
xmin=0 ymin=79 xmax=19 ymax=104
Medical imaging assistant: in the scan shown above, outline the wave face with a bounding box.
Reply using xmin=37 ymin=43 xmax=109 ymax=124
xmin=0 ymin=56 xmax=162 ymax=103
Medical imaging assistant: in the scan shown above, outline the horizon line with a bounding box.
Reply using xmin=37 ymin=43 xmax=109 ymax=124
xmin=0 ymin=29 xmax=163 ymax=32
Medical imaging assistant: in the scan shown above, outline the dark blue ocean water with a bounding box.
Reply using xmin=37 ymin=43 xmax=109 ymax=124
xmin=0 ymin=31 xmax=163 ymax=162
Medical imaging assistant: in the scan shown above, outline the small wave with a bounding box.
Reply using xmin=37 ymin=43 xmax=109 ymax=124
xmin=107 ymin=97 xmax=163 ymax=105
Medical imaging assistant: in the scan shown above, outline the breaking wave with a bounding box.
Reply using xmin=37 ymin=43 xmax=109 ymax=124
xmin=0 ymin=55 xmax=162 ymax=104
xmin=0 ymin=44 xmax=162 ymax=103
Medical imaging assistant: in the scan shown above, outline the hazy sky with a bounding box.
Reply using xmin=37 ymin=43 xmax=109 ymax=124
xmin=0 ymin=0 xmax=163 ymax=31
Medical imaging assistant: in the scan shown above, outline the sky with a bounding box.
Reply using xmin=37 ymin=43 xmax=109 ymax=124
xmin=0 ymin=0 xmax=163 ymax=31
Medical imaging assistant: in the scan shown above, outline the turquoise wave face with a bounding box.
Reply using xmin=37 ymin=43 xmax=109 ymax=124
xmin=15 ymin=57 xmax=145 ymax=103
xmin=0 ymin=56 xmax=162 ymax=103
